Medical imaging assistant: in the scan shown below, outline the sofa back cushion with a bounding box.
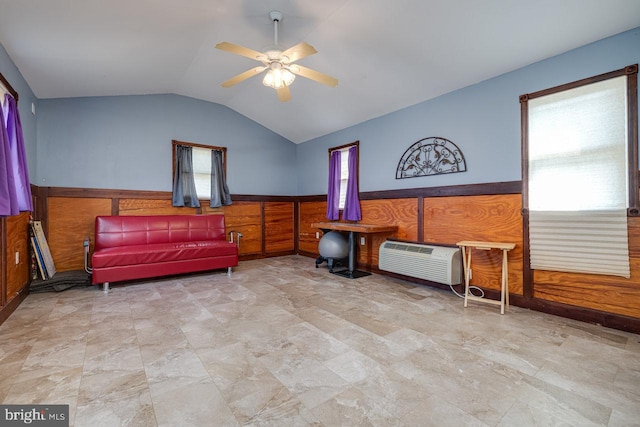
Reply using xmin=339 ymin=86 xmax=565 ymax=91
xmin=95 ymin=215 xmax=227 ymax=250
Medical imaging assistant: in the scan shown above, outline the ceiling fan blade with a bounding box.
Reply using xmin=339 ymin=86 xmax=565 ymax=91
xmin=290 ymin=65 xmax=338 ymax=87
xmin=277 ymin=85 xmax=291 ymax=102
xmin=215 ymin=42 xmax=265 ymax=61
xmin=280 ymin=42 xmax=317 ymax=63
xmin=221 ymin=66 xmax=267 ymax=88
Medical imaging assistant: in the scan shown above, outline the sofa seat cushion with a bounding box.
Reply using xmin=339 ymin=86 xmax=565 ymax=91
xmin=92 ymin=240 xmax=237 ymax=268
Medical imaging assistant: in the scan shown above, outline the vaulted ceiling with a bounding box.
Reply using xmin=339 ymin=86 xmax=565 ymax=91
xmin=1 ymin=0 xmax=639 ymax=143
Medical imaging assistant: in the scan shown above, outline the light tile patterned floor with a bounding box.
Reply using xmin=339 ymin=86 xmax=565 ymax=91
xmin=1 ymin=255 xmax=639 ymax=426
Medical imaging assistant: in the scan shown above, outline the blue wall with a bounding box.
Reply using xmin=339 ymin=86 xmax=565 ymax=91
xmin=0 ymin=43 xmax=38 ymax=177
xmin=296 ymin=27 xmax=640 ymax=195
xmin=2 ymin=26 xmax=639 ymax=197
xmin=36 ymin=94 xmax=297 ymax=195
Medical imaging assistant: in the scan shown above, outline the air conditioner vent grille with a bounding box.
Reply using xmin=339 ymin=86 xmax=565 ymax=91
xmin=383 ymin=242 xmax=434 ymax=255
xmin=379 ymin=241 xmax=461 ymax=285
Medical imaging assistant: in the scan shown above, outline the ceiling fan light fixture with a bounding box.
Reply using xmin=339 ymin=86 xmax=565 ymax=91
xmin=262 ymin=64 xmax=295 ymax=89
xmin=281 ymin=68 xmax=296 ymax=86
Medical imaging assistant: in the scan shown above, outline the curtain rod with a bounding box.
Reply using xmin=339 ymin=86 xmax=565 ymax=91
xmin=328 ymin=140 xmax=359 ymax=153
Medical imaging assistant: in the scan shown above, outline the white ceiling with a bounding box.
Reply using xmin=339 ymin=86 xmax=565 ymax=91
xmin=1 ymin=0 xmax=639 ymax=144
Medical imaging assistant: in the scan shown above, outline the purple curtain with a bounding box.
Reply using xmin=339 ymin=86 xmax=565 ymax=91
xmin=5 ymin=95 xmax=33 ymax=212
xmin=0 ymin=99 xmax=18 ymax=216
xmin=342 ymin=145 xmax=361 ymax=221
xmin=326 ymin=150 xmax=341 ymax=220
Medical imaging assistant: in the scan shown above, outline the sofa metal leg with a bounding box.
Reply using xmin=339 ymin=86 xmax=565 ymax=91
xmin=103 ymin=282 xmax=110 ymax=292
xmin=227 ymin=267 xmax=232 ymax=276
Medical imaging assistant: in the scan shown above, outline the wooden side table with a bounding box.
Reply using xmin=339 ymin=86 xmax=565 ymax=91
xmin=456 ymin=241 xmax=516 ymax=314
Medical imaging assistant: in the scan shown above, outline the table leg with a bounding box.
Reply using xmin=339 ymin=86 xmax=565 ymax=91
xmin=501 ymin=249 xmax=509 ymax=314
xmin=332 ymin=230 xmax=370 ymax=279
xmin=462 ymin=246 xmax=471 ymax=308
xmin=347 ymin=231 xmax=356 ymax=276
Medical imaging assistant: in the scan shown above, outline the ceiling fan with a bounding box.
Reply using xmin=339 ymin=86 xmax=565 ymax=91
xmin=215 ymin=11 xmax=338 ymax=102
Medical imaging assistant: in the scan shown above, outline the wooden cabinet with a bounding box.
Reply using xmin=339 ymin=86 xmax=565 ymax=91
xmin=203 ymin=202 xmax=263 ymax=256
xmin=0 ymin=212 xmax=31 ymax=325
xmin=264 ymin=202 xmax=294 ymax=254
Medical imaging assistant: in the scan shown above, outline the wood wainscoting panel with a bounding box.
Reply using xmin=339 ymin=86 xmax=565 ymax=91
xmin=48 ymin=197 xmax=113 ymax=272
xmin=202 ymin=202 xmax=262 ymax=255
xmin=299 ymin=201 xmax=327 ymax=255
xmin=532 ymin=215 xmax=640 ymax=319
xmin=5 ymin=212 xmax=31 ymax=303
xmin=358 ymin=198 xmax=418 ymax=269
xmin=264 ymin=202 xmax=294 ymax=254
xmin=118 ymin=199 xmax=196 ymax=216
xmin=423 ymin=194 xmax=523 ymax=295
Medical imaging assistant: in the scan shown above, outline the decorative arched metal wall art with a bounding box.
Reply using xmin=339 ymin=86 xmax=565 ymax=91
xmin=396 ymin=136 xmax=467 ymax=179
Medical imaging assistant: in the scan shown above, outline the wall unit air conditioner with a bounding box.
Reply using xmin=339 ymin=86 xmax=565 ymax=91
xmin=378 ymin=240 xmax=462 ymax=286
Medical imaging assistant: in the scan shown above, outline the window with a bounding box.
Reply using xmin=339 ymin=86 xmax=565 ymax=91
xmin=337 ymin=146 xmax=350 ymax=209
xmin=326 ymin=141 xmax=361 ymax=221
xmin=191 ymin=145 xmax=217 ymax=199
xmin=521 ymin=65 xmax=638 ymax=278
xmin=171 ymin=140 xmax=231 ymax=208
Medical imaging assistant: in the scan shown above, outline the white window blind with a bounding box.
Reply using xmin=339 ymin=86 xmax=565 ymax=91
xmin=528 ymin=76 xmax=630 ymax=278
xmin=192 ymin=146 xmax=212 ymax=199
xmin=338 ymin=148 xmax=349 ymax=209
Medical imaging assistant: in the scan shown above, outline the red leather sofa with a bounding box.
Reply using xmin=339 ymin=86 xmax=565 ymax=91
xmin=91 ymin=214 xmax=238 ymax=291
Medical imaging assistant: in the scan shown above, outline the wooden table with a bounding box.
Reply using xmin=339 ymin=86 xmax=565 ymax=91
xmin=312 ymin=222 xmax=398 ymax=278
xmin=456 ymin=241 xmax=516 ymax=314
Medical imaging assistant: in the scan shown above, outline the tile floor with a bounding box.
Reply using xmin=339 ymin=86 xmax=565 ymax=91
xmin=1 ymin=255 xmax=639 ymax=426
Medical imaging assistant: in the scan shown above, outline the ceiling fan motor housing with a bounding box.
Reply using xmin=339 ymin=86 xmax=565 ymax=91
xmin=269 ymin=11 xmax=282 ymax=22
